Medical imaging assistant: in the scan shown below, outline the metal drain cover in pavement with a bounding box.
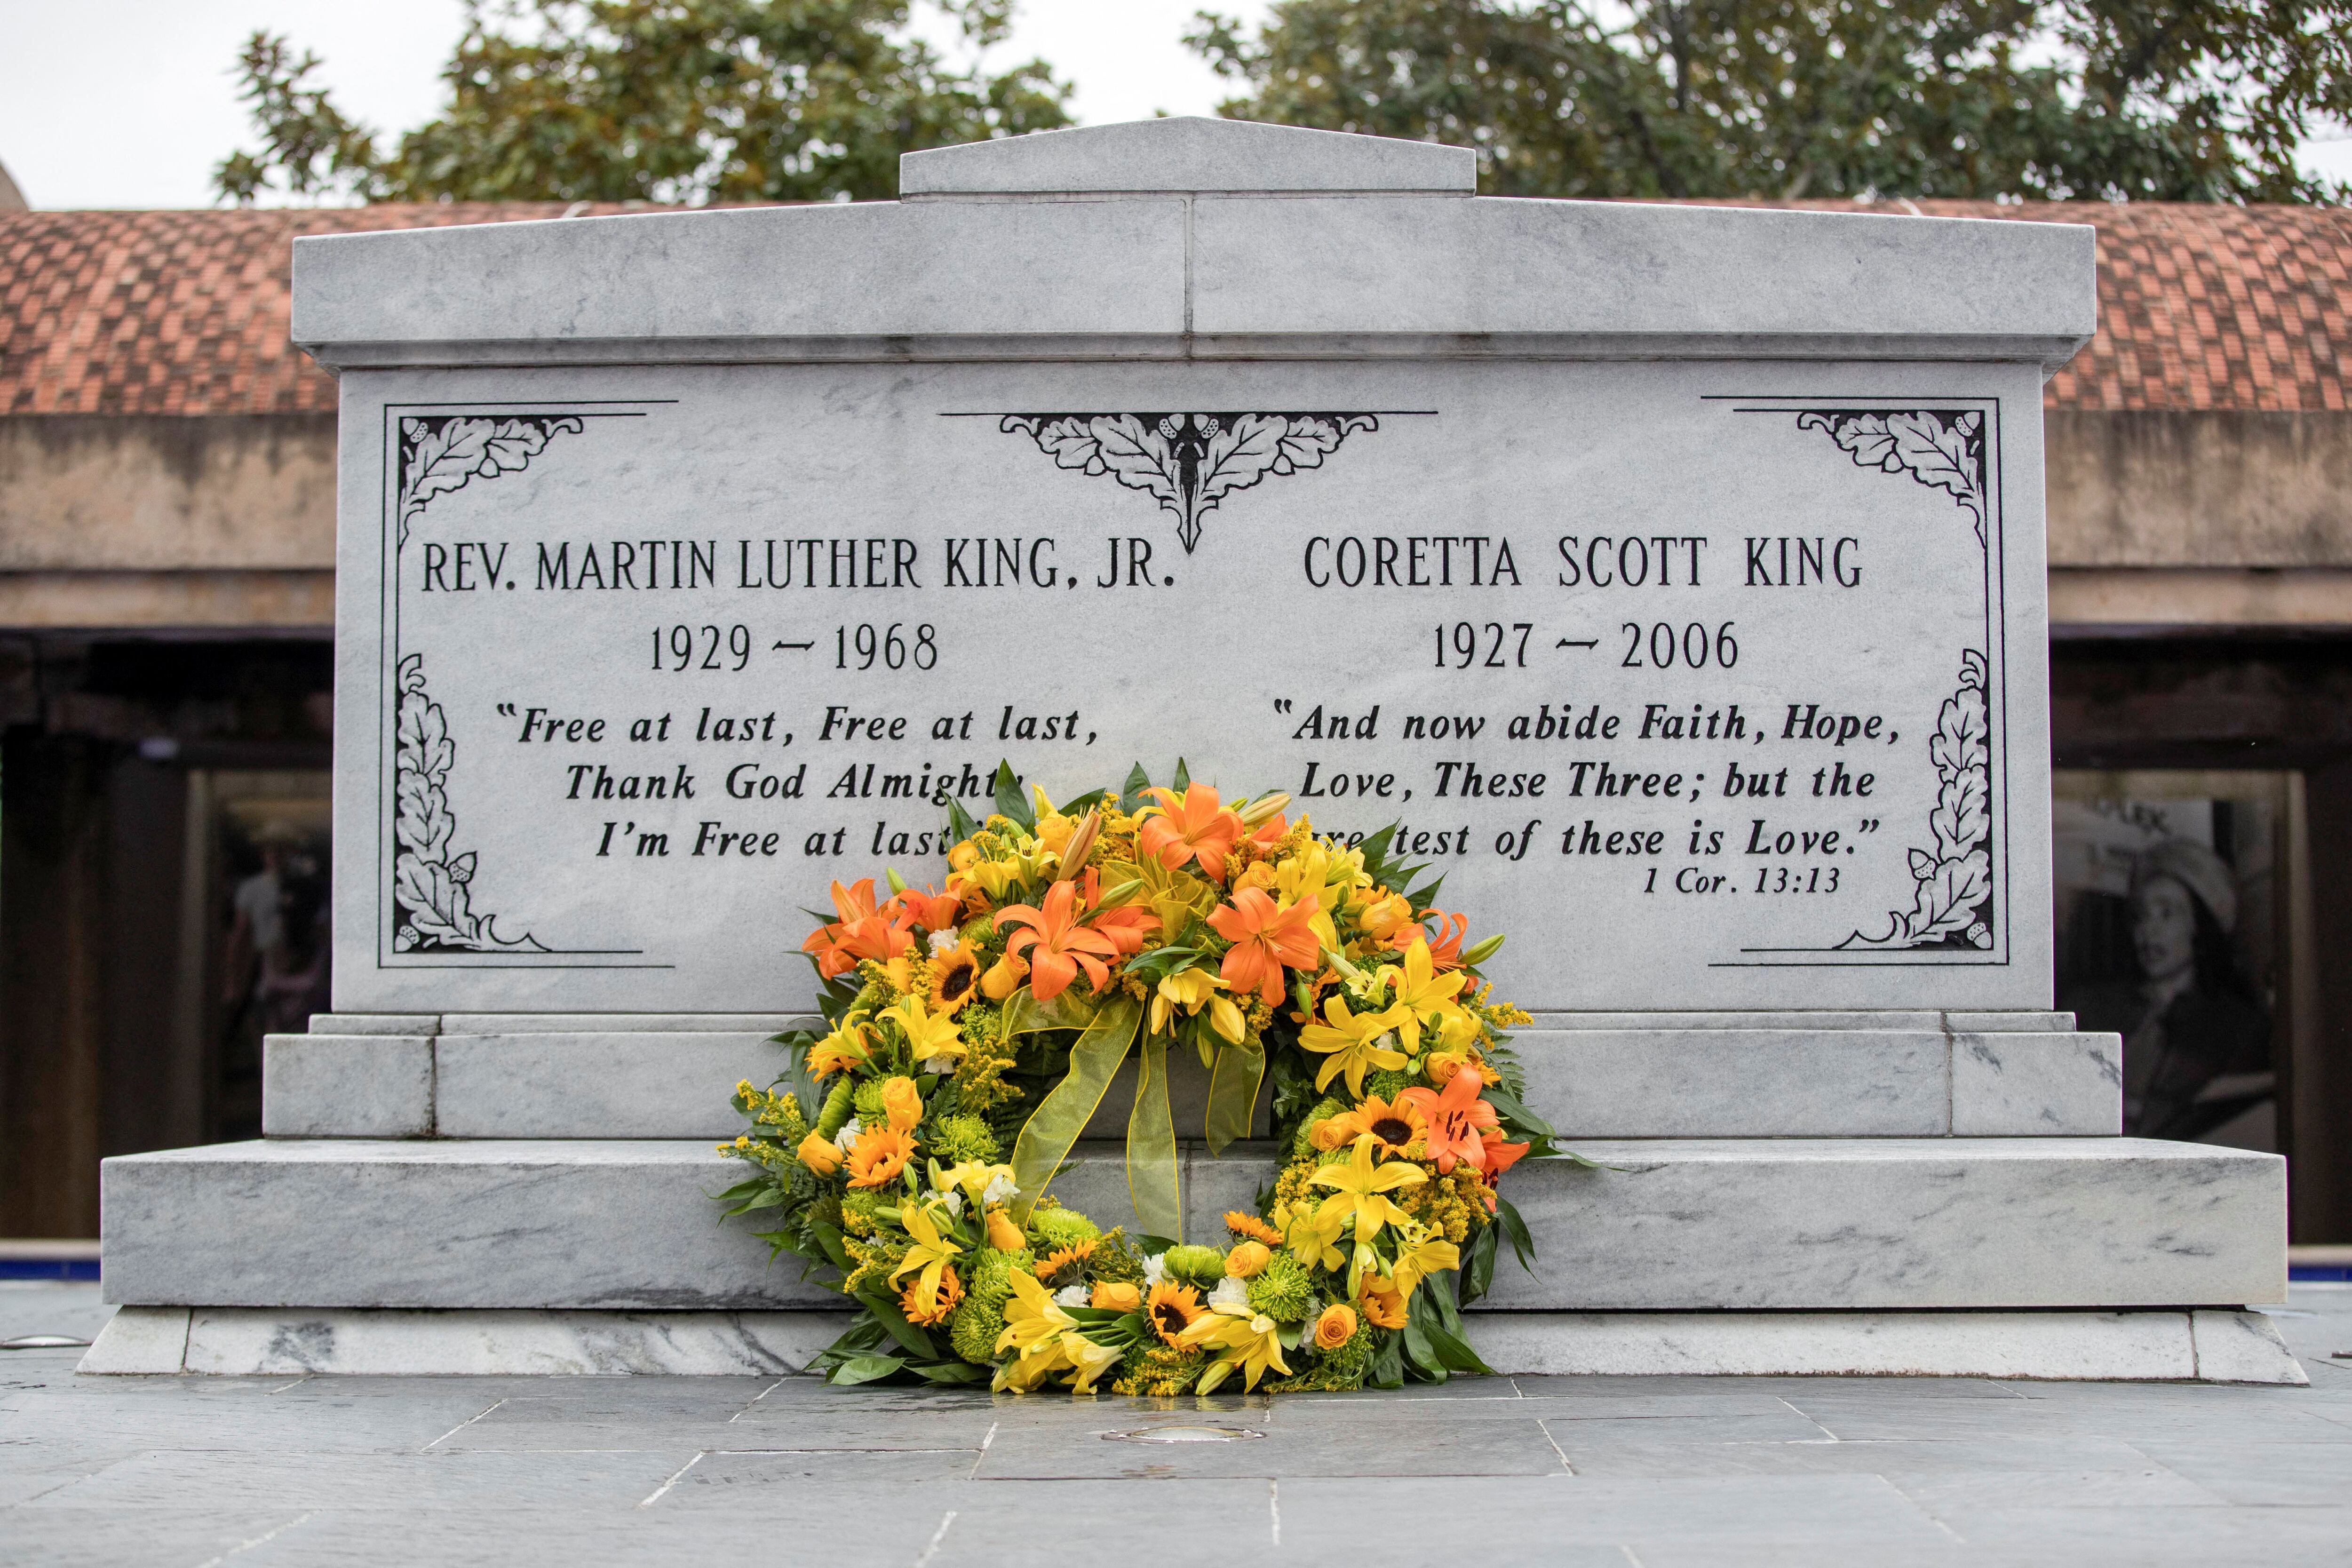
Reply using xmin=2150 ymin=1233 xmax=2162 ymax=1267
xmin=0 ymin=1336 xmax=91 ymax=1350
xmin=1101 ymin=1425 xmax=1263 ymax=1443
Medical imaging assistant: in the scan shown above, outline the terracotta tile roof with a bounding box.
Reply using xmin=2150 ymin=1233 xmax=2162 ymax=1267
xmin=5 ymin=199 xmax=2351 ymax=416
xmin=0 ymin=205 xmax=626 ymax=416
xmin=1824 ymin=199 xmax=2352 ymax=414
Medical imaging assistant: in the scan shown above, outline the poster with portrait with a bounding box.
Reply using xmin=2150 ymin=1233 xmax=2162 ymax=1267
xmin=2052 ymin=778 xmax=2281 ymax=1149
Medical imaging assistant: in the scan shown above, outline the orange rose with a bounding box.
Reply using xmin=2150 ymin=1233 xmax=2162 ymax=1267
xmin=1314 ymin=1303 xmax=1359 ymax=1349
xmin=796 ymin=1132 xmax=842 ymax=1176
xmin=1090 ymin=1281 xmax=1143 ymax=1312
xmin=1224 ymin=1241 xmax=1271 ymax=1279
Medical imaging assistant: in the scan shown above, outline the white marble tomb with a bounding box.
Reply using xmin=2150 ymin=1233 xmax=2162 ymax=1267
xmin=89 ymin=118 xmax=2296 ymax=1383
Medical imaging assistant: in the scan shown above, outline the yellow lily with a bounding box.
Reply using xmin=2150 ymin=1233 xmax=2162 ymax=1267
xmin=880 ymin=995 xmax=966 ymax=1069
xmin=1372 ymin=937 xmax=1469 ymax=1052
xmin=887 ymin=1201 xmax=964 ymax=1318
xmin=807 ymin=1011 xmax=872 ymax=1077
xmin=1390 ymin=1224 xmax=1463 ymax=1298
xmin=1059 ymin=1330 xmax=1121 ymax=1394
xmin=1150 ymin=968 xmax=1249 ymax=1044
xmin=932 ymin=1160 xmax=1015 ymax=1206
xmin=994 ymin=1269 xmax=1077 ymax=1363
xmin=1311 ymin=1133 xmax=1428 ymax=1296
xmin=1298 ymin=995 xmax=1409 ymax=1097
xmin=1284 ymin=1203 xmax=1346 ymax=1272
xmin=1177 ymin=1304 xmax=1292 ymax=1394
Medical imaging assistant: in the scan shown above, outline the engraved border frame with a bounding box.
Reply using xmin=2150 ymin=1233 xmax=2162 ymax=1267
xmin=372 ymin=398 xmax=676 ymax=973
xmin=1706 ymin=392 xmax=2012 ymax=970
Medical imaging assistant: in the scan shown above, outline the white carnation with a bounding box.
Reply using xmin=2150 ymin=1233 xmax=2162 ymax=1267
xmin=833 ymin=1116 xmax=863 ymax=1150
xmin=981 ymin=1173 xmax=1017 ymax=1207
xmin=933 ymin=1191 xmax=964 ymax=1219
xmin=1141 ymin=1253 xmax=1168 ymax=1287
xmin=1054 ymin=1285 xmax=1090 ymax=1308
xmin=922 ymin=1056 xmax=954 ymax=1075
xmin=1208 ymin=1276 xmax=1251 ymax=1310
xmin=928 ymin=929 xmax=960 ymax=955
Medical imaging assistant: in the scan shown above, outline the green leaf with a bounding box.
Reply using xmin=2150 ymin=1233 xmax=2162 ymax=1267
xmin=992 ymin=762 xmax=1033 ymax=830
xmin=1462 ymin=1220 xmax=1499 ymax=1305
xmin=827 ymin=1353 xmax=906 ymax=1385
xmin=1495 ymin=1194 xmax=1539 ymax=1275
xmin=946 ymin=796 xmax=980 ymax=842
xmin=1170 ymin=756 xmax=1191 ymax=792
xmin=1120 ymin=762 xmax=1152 ymax=811
xmin=1369 ymin=1328 xmax=1404 ymax=1390
xmin=907 ymin=1358 xmax=991 ymax=1385
xmin=852 ymin=1290 xmax=939 ymax=1360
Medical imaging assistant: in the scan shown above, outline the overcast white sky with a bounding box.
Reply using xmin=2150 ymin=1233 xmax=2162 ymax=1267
xmin=0 ymin=0 xmax=1269 ymax=209
xmin=0 ymin=0 xmax=2343 ymax=208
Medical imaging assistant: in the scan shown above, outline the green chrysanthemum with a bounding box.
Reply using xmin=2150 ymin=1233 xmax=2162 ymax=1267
xmin=851 ymin=1078 xmax=890 ymax=1122
xmin=929 ymin=1113 xmax=1000 ymax=1164
xmin=1161 ymin=1244 xmax=1228 ymax=1289
xmin=1245 ymin=1250 xmax=1314 ymax=1322
xmin=947 ymin=1247 xmax=1033 ymax=1365
xmin=1025 ymin=1204 xmax=1102 ymax=1254
xmin=1362 ymin=1067 xmax=1415 ymax=1103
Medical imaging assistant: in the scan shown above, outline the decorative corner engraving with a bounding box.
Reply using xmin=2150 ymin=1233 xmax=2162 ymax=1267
xmin=1793 ymin=406 xmax=1995 ymax=953
xmin=398 ymin=414 xmax=585 ymax=547
xmin=388 ymin=411 xmax=584 ymax=955
xmin=392 ymin=653 xmax=545 ymax=954
xmin=996 ymin=412 xmax=1381 ymax=552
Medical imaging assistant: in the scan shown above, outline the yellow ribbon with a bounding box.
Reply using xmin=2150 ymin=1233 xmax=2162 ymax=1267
xmin=1005 ymin=991 xmax=1177 ymax=1236
xmin=1203 ymin=1039 xmax=1264 ymax=1156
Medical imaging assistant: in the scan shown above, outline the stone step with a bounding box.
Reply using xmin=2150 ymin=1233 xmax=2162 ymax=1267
xmin=264 ymin=1026 xmax=2119 ymax=1140
xmin=101 ymin=1136 xmax=2279 ymax=1313
xmin=77 ymin=1303 xmax=2305 ymax=1383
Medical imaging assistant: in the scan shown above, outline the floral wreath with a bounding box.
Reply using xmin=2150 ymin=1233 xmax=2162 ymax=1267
xmin=716 ymin=763 xmax=1578 ymax=1394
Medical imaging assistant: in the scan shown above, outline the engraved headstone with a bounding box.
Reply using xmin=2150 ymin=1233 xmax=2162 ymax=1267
xmin=89 ymin=120 xmax=2296 ymax=1383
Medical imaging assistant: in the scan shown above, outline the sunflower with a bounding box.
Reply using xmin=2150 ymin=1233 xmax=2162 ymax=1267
xmin=1034 ymin=1240 xmax=1098 ymax=1289
xmin=844 ymin=1125 xmax=916 ymax=1189
xmin=1145 ymin=1281 xmax=1203 ymax=1345
xmin=929 ymin=946 xmax=982 ymax=1016
xmin=1224 ymin=1210 xmax=1285 ymax=1248
xmin=1358 ymin=1281 xmax=1408 ymax=1329
xmin=901 ymin=1262 xmax=963 ymax=1326
xmin=1310 ymin=1094 xmax=1428 ymax=1159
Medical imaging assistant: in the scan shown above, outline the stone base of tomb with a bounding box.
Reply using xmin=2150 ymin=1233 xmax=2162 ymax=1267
xmin=79 ymin=1305 xmax=2303 ymax=1384
xmin=91 ymin=1012 xmax=2298 ymax=1384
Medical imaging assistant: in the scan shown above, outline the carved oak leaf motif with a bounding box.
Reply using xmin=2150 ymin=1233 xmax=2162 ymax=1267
xmin=1796 ymin=409 xmax=1985 ymax=546
xmin=387 ymin=408 xmax=584 ymax=955
xmin=390 ymin=654 xmax=544 ymax=954
xmin=998 ymin=412 xmax=1379 ymax=552
xmin=397 ymin=414 xmax=585 ymax=546
xmin=1793 ymin=406 xmax=1998 ymax=953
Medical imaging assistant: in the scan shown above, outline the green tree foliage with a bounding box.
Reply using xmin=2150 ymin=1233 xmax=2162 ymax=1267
xmin=215 ymin=0 xmax=1071 ymax=205
xmin=1186 ymin=0 xmax=2352 ymax=200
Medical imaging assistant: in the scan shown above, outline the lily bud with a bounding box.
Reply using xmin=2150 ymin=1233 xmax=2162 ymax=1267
xmin=1238 ymin=793 xmax=1290 ymax=827
xmin=885 ymin=867 xmax=909 ymax=894
xmin=1461 ymin=932 xmax=1506 ymax=967
xmin=1053 ymin=810 xmax=1101 ymax=879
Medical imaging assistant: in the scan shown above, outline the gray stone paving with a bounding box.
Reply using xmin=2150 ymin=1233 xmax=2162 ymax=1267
xmin=3 ymin=1283 xmax=2348 ymax=1567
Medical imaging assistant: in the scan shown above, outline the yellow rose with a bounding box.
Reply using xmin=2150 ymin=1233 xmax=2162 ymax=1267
xmin=985 ymin=1209 xmax=1026 ymax=1251
xmin=796 ymin=1132 xmax=842 ymax=1176
xmin=1090 ymin=1281 xmax=1143 ymax=1312
xmin=880 ymin=1076 xmax=923 ymax=1133
xmin=1314 ymin=1303 xmax=1359 ymax=1349
xmin=981 ymin=952 xmax=1027 ymax=1001
xmin=1225 ymin=1241 xmax=1271 ymax=1279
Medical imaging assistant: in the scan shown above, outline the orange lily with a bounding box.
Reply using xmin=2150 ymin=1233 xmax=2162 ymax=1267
xmin=890 ymin=885 xmax=965 ymax=933
xmin=802 ymin=879 xmax=916 ymax=979
xmin=1477 ymin=1130 xmax=1531 ymax=1182
xmin=1137 ymin=784 xmax=1245 ymax=882
xmin=1206 ymin=886 xmax=1322 ymax=1005
xmin=994 ymin=879 xmax=1120 ymax=1002
xmin=1398 ymin=1061 xmax=1502 ymax=1174
xmin=1078 ymin=868 xmax=1161 ymax=956
xmin=1392 ymin=909 xmax=1469 ymax=969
